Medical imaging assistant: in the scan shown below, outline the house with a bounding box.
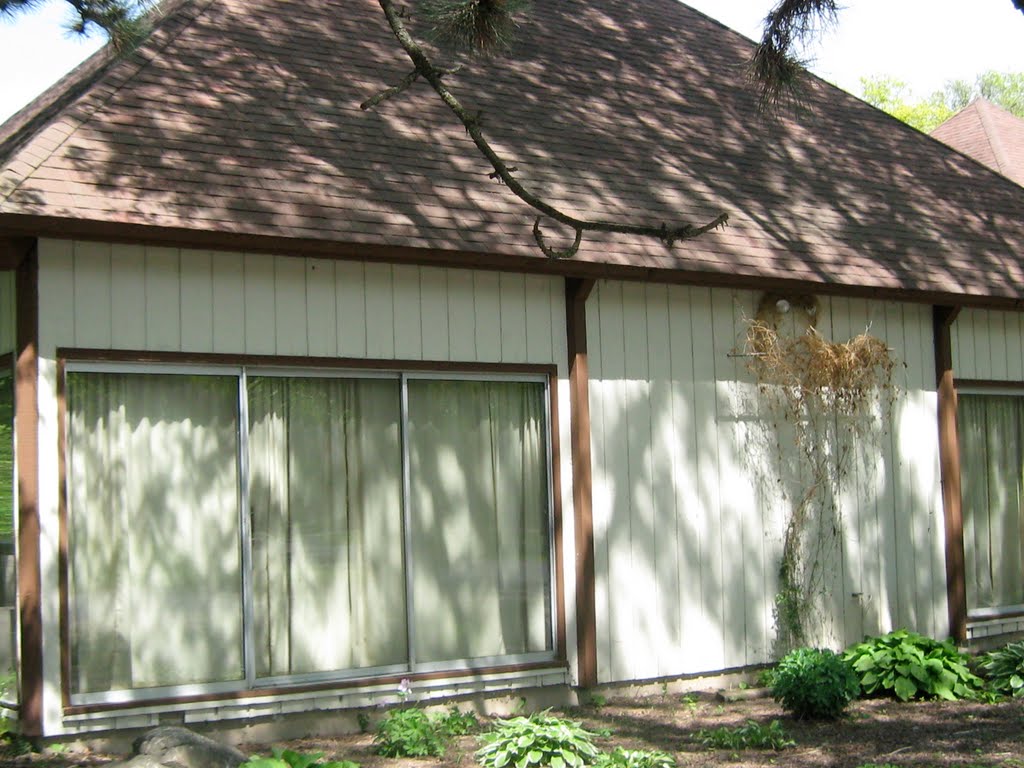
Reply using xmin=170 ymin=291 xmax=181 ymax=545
xmin=931 ymin=98 xmax=1024 ymax=186
xmin=2 ymin=0 xmax=1024 ymax=740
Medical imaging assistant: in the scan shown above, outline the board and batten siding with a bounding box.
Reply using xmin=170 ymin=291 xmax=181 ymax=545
xmin=952 ymin=309 xmax=1024 ymax=382
xmin=587 ymin=282 xmax=947 ymax=684
xmin=33 ymin=239 xmax=575 ymax=736
xmin=0 ymin=270 xmax=13 ymax=355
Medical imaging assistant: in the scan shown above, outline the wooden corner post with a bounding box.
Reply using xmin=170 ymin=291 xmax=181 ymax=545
xmin=565 ymin=277 xmax=597 ymax=689
xmin=933 ymin=305 xmax=965 ymax=644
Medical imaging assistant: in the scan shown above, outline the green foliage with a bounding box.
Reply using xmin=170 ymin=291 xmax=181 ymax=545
xmin=696 ymin=720 xmax=794 ymax=751
xmin=861 ymin=70 xmax=1024 ymax=133
xmin=439 ymin=706 xmax=479 ymax=736
xmin=476 ymin=711 xmax=602 ymax=768
xmin=374 ymin=708 xmax=448 ymax=758
xmin=978 ymin=641 xmax=1024 ymax=698
xmin=843 ymin=630 xmax=983 ymax=701
xmin=0 ymin=717 xmax=31 ymax=758
xmin=0 ymin=0 xmax=153 ymax=53
xmin=372 ymin=706 xmax=478 ymax=757
xmin=240 ymin=748 xmax=358 ymax=768
xmin=860 ymin=76 xmax=954 ymax=132
xmin=770 ymin=647 xmax=859 ymax=720
xmin=594 ymin=747 xmax=675 ymax=768
xmin=756 ymin=666 xmax=777 ymax=689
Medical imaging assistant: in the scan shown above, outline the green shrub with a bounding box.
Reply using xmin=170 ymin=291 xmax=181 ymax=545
xmin=241 ymin=748 xmax=358 ymax=768
xmin=476 ymin=711 xmax=602 ymax=768
xmin=771 ymin=647 xmax=860 ymax=719
xmin=843 ymin=629 xmax=982 ymax=701
xmin=374 ymin=708 xmax=448 ymax=758
xmin=696 ymin=720 xmax=794 ymax=751
xmin=438 ymin=706 xmax=479 ymax=736
xmin=594 ymin=747 xmax=675 ymax=768
xmin=978 ymin=641 xmax=1024 ymax=698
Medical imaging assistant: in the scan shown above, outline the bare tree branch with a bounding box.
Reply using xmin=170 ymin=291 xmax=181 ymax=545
xmin=371 ymin=0 xmax=728 ymax=259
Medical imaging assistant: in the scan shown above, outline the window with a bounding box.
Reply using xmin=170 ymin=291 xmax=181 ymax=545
xmin=958 ymin=393 xmax=1024 ymax=616
xmin=0 ymin=365 xmax=12 ymax=545
xmin=0 ymin=360 xmax=16 ymax=703
xmin=64 ymin=364 xmax=555 ymax=703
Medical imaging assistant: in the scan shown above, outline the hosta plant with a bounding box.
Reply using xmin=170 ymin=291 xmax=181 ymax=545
xmin=696 ymin=720 xmax=794 ymax=751
xmin=978 ymin=641 xmax=1024 ymax=698
xmin=770 ymin=647 xmax=860 ymax=719
xmin=595 ymin=748 xmax=675 ymax=768
xmin=843 ymin=629 xmax=982 ymax=701
xmin=241 ymin=749 xmax=358 ymax=768
xmin=476 ymin=711 xmax=602 ymax=768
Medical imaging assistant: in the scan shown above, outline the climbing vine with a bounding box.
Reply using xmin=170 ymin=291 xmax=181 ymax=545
xmin=742 ymin=292 xmax=898 ymax=650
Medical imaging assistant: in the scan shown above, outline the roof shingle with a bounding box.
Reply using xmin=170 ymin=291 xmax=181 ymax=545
xmin=2 ymin=0 xmax=1024 ymax=303
xmin=931 ymin=97 xmax=1024 ymax=187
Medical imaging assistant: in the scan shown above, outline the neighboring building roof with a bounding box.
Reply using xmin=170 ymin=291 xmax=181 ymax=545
xmin=931 ymin=98 xmax=1024 ymax=188
xmin=2 ymin=0 xmax=1024 ymax=303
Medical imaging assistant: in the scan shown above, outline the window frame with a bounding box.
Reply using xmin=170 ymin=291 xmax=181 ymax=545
xmin=956 ymin=381 xmax=1024 ymax=622
xmin=60 ymin=355 xmax=561 ymax=707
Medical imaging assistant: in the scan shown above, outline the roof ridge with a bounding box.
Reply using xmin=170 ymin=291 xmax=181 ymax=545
xmin=0 ymin=0 xmax=217 ymax=204
xmin=975 ymin=98 xmax=1014 ymax=178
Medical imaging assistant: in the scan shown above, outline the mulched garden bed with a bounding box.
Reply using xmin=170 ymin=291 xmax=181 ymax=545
xmin=4 ymin=691 xmax=1022 ymax=768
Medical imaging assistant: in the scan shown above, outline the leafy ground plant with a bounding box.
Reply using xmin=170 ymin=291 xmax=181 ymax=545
xmin=476 ymin=711 xmax=602 ymax=768
xmin=771 ymin=647 xmax=860 ymax=719
xmin=374 ymin=708 xmax=448 ymax=758
xmin=696 ymin=720 xmax=795 ymax=750
xmin=978 ymin=641 xmax=1024 ymax=698
xmin=843 ymin=629 xmax=983 ymax=701
xmin=595 ymin=747 xmax=676 ymax=768
xmin=241 ymin=748 xmax=358 ymax=768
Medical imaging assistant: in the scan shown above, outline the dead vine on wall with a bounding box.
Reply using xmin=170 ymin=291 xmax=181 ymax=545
xmin=743 ymin=293 xmax=897 ymax=650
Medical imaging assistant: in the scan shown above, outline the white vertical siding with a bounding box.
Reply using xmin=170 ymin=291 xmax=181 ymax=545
xmin=0 ymin=270 xmax=14 ymax=355
xmin=38 ymin=242 xmax=565 ymax=365
xmin=588 ymin=283 xmax=946 ymax=683
xmin=953 ymin=308 xmax=1024 ymax=381
xmin=34 ymin=240 xmax=571 ymax=736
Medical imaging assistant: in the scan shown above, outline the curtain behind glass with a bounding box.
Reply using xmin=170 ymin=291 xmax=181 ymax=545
xmin=959 ymin=394 xmax=1024 ymax=611
xmin=0 ymin=370 xmax=12 ymax=543
xmin=407 ymin=379 xmax=551 ymax=663
xmin=66 ymin=372 xmax=244 ymax=694
xmin=248 ymin=377 xmax=406 ymax=678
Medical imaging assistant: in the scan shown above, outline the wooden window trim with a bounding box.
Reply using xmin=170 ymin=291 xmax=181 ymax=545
xmin=57 ymin=349 xmax=567 ymax=713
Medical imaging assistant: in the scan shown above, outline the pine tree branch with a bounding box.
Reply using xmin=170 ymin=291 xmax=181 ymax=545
xmin=373 ymin=0 xmax=728 ymax=259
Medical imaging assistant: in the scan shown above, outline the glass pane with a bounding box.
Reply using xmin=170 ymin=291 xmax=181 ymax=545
xmin=959 ymin=394 xmax=1024 ymax=611
xmin=248 ymin=376 xmax=406 ymax=678
xmin=0 ymin=368 xmax=15 ymax=697
xmin=0 ymin=369 xmax=12 ymax=545
xmin=407 ymin=379 xmax=552 ymax=664
xmin=66 ymin=372 xmax=244 ymax=695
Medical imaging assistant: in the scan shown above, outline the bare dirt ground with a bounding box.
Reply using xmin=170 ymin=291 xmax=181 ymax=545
xmin=5 ymin=692 xmax=1023 ymax=768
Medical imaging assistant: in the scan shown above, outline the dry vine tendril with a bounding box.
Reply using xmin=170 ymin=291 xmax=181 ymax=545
xmin=742 ymin=293 xmax=898 ymax=648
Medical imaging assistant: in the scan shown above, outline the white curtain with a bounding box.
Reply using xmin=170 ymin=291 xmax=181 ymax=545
xmin=407 ymin=379 xmax=550 ymax=663
xmin=67 ymin=372 xmax=244 ymax=694
xmin=959 ymin=394 xmax=1024 ymax=611
xmin=247 ymin=376 xmax=406 ymax=677
xmin=0 ymin=370 xmax=12 ymax=542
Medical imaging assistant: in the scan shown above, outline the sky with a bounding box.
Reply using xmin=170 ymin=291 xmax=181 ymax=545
xmin=0 ymin=0 xmax=1021 ymax=124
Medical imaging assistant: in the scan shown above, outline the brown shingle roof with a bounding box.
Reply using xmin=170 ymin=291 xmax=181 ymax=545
xmin=2 ymin=0 xmax=1024 ymax=302
xmin=931 ymin=98 xmax=1024 ymax=187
